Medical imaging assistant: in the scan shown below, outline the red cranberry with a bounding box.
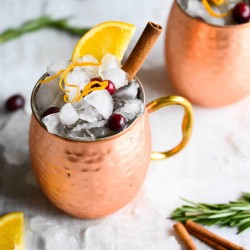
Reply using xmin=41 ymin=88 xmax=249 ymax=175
xmin=105 ymin=80 xmax=116 ymax=95
xmin=107 ymin=114 xmax=126 ymax=132
xmin=5 ymin=94 xmax=25 ymax=112
xmin=233 ymin=3 xmax=250 ymax=24
xmin=41 ymin=107 xmax=60 ymax=119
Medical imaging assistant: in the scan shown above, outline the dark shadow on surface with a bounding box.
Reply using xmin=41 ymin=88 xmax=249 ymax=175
xmin=0 ymin=144 xmax=105 ymax=234
xmin=0 ymin=148 xmax=64 ymax=218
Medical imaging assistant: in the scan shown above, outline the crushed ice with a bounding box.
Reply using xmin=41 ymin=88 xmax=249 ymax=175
xmin=100 ymin=68 xmax=128 ymax=89
xmin=84 ymin=89 xmax=113 ymax=119
xmin=113 ymin=81 xmax=139 ymax=101
xmin=47 ymin=62 xmax=69 ymax=76
xmin=42 ymin=113 xmax=61 ymax=134
xmin=65 ymin=67 xmax=90 ymax=102
xmin=114 ymin=99 xmax=144 ymax=121
xmin=60 ymin=103 xmax=79 ymax=126
xmin=0 ymin=110 xmax=29 ymax=165
xmin=177 ymin=0 xmax=240 ymax=26
xmin=77 ymin=55 xmax=99 ymax=79
xmin=38 ymin=54 xmax=144 ymax=141
xmin=28 ymin=194 xmax=181 ymax=250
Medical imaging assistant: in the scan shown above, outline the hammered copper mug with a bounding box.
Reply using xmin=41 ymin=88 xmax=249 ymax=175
xmin=29 ymin=75 xmax=193 ymax=219
xmin=165 ymin=0 xmax=250 ymax=107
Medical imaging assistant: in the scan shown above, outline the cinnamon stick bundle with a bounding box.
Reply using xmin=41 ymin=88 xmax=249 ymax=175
xmin=185 ymin=220 xmax=246 ymax=250
xmin=174 ymin=222 xmax=197 ymax=250
xmin=187 ymin=229 xmax=228 ymax=250
xmin=122 ymin=22 xmax=162 ymax=81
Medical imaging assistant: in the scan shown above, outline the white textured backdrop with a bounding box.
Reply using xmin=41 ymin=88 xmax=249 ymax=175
xmin=0 ymin=0 xmax=250 ymax=249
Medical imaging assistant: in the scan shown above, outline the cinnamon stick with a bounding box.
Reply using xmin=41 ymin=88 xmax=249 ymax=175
xmin=185 ymin=220 xmax=246 ymax=250
xmin=173 ymin=222 xmax=197 ymax=250
xmin=122 ymin=22 xmax=162 ymax=81
xmin=187 ymin=229 xmax=228 ymax=250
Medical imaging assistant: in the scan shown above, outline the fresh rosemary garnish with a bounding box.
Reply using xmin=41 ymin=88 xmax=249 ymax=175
xmin=171 ymin=192 xmax=250 ymax=234
xmin=0 ymin=16 xmax=90 ymax=44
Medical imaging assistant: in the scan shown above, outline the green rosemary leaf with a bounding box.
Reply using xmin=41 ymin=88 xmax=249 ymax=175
xmin=171 ymin=192 xmax=250 ymax=234
xmin=238 ymin=221 xmax=250 ymax=234
xmin=208 ymin=211 xmax=236 ymax=219
xmin=230 ymin=206 xmax=250 ymax=211
xmin=233 ymin=212 xmax=250 ymax=220
xmin=0 ymin=15 xmax=90 ymax=44
xmin=238 ymin=217 xmax=250 ymax=225
xmin=242 ymin=192 xmax=250 ymax=200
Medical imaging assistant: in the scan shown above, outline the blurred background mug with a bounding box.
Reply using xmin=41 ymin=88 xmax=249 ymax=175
xmin=165 ymin=0 xmax=250 ymax=107
xmin=29 ymin=75 xmax=193 ymax=219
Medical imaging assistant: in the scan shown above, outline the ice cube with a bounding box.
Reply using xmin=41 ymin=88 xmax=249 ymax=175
xmin=84 ymin=66 xmax=99 ymax=79
xmin=72 ymin=99 xmax=90 ymax=110
xmin=73 ymin=99 xmax=103 ymax=123
xmin=100 ymin=68 xmax=128 ymax=89
xmin=64 ymin=84 xmax=79 ymax=103
xmin=114 ymin=99 xmax=144 ymax=120
xmin=42 ymin=113 xmax=61 ymax=134
xmin=113 ymin=81 xmax=139 ymax=100
xmin=91 ymin=126 xmax=115 ymax=138
xmin=177 ymin=0 xmax=188 ymax=10
xmin=47 ymin=62 xmax=69 ymax=75
xmin=77 ymin=55 xmax=99 ymax=78
xmin=113 ymin=100 xmax=124 ymax=110
xmin=79 ymin=106 xmax=103 ymax=123
xmin=60 ymin=103 xmax=79 ymax=126
xmin=72 ymin=120 xmax=106 ymax=131
xmin=99 ymin=54 xmax=121 ymax=73
xmin=77 ymin=55 xmax=99 ymax=63
xmin=67 ymin=129 xmax=95 ymax=141
xmin=84 ymin=89 xmax=113 ymax=119
xmin=66 ymin=67 xmax=90 ymax=87
xmin=65 ymin=67 xmax=90 ymax=102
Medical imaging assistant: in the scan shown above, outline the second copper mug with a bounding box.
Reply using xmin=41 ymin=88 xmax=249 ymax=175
xmin=29 ymin=75 xmax=193 ymax=219
xmin=165 ymin=0 xmax=250 ymax=107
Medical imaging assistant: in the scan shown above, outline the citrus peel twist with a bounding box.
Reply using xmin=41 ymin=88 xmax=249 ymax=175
xmin=209 ymin=0 xmax=225 ymax=6
xmin=39 ymin=70 xmax=65 ymax=84
xmin=202 ymin=0 xmax=230 ymax=18
xmin=39 ymin=61 xmax=109 ymax=103
xmin=75 ymin=80 xmax=108 ymax=102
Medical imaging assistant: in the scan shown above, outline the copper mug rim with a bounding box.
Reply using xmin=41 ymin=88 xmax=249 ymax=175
xmin=31 ymin=73 xmax=193 ymax=160
xmin=175 ymin=0 xmax=250 ymax=29
xmin=30 ymin=73 xmax=146 ymax=144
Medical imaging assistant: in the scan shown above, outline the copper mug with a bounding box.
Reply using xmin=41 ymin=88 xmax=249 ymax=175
xmin=29 ymin=75 xmax=193 ymax=218
xmin=165 ymin=0 xmax=250 ymax=107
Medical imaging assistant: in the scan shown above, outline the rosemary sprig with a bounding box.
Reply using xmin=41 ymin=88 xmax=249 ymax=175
xmin=0 ymin=16 xmax=90 ymax=44
xmin=171 ymin=192 xmax=250 ymax=234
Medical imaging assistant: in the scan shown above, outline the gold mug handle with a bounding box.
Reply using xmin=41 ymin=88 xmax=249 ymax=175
xmin=146 ymin=96 xmax=194 ymax=160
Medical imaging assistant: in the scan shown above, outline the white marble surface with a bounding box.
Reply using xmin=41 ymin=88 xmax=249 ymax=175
xmin=0 ymin=0 xmax=250 ymax=249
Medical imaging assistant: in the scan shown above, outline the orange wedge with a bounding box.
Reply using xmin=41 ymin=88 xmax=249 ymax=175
xmin=71 ymin=21 xmax=136 ymax=62
xmin=0 ymin=212 xmax=24 ymax=250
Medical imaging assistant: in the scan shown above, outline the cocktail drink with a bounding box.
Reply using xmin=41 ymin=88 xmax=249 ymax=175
xmin=35 ymin=54 xmax=144 ymax=141
xmin=29 ymin=21 xmax=193 ymax=218
xmin=166 ymin=0 xmax=250 ymax=107
xmin=178 ymin=0 xmax=250 ymax=25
